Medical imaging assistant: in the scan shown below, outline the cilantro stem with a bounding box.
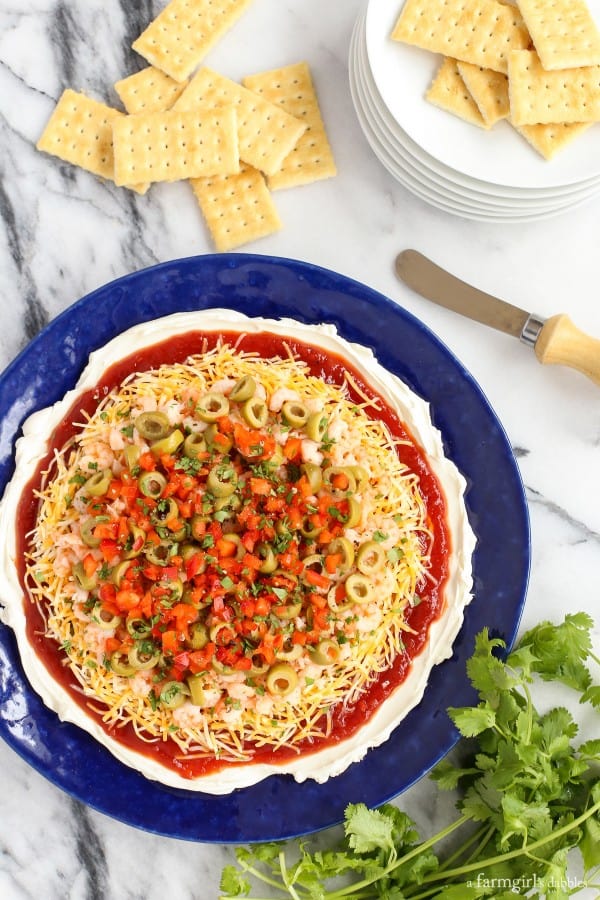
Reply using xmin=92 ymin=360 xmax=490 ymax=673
xmin=279 ymin=850 xmax=302 ymax=900
xmin=519 ymin=677 xmax=534 ymax=746
xmin=320 ymin=814 xmax=471 ymax=900
xmin=433 ymin=823 xmax=489 ymax=872
xmin=416 ymin=795 xmax=600 ymax=888
xmin=233 ymin=860 xmax=289 ymax=896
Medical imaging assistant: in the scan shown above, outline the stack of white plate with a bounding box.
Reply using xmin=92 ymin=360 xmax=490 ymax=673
xmin=349 ymin=0 xmax=600 ymax=223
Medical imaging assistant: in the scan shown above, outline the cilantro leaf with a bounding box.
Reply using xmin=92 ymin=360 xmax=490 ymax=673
xmin=344 ymin=803 xmax=396 ymax=856
xmin=447 ymin=704 xmax=496 ymax=737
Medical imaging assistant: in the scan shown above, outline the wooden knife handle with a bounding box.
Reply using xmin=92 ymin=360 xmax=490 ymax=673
xmin=535 ymin=314 xmax=600 ymax=386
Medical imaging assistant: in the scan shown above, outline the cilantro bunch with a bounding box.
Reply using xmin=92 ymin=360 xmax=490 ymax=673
xmin=220 ymin=612 xmax=600 ymax=899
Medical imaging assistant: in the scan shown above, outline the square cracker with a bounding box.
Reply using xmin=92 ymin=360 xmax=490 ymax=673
xmin=516 ymin=0 xmax=600 ymax=70
xmin=191 ymin=163 xmax=282 ymax=251
xmin=391 ymin=0 xmax=530 ymax=74
xmin=242 ymin=62 xmax=336 ymax=190
xmin=508 ymin=49 xmax=600 ymax=124
xmin=512 ymin=119 xmax=592 ymax=159
xmin=426 ymin=58 xmax=489 ymax=128
xmin=172 ymin=67 xmax=306 ymax=177
xmin=36 ymin=89 xmax=148 ymax=194
xmin=456 ymin=62 xmax=510 ymax=125
xmin=132 ymin=0 xmax=255 ymax=83
xmin=115 ymin=67 xmax=188 ymax=115
xmin=112 ymin=107 xmax=239 ymax=186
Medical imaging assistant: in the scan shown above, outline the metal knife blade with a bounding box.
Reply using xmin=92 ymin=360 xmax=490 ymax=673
xmin=395 ymin=249 xmax=600 ymax=386
xmin=395 ymin=249 xmax=543 ymax=344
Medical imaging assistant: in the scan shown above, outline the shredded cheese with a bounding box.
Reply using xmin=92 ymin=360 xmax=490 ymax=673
xmin=24 ymin=343 xmax=432 ymax=763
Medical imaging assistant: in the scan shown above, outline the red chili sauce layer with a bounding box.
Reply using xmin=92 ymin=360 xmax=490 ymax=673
xmin=16 ymin=329 xmax=450 ymax=779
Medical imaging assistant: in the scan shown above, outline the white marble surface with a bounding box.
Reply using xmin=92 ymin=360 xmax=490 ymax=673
xmin=0 ymin=1 xmax=599 ymax=897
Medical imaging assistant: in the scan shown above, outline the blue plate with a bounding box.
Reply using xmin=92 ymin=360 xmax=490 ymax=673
xmin=0 ymin=254 xmax=529 ymax=843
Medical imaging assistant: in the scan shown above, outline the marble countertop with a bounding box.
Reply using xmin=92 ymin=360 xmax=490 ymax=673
xmin=0 ymin=1 xmax=599 ymax=897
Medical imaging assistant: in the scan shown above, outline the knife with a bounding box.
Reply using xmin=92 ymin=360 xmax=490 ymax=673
xmin=395 ymin=249 xmax=600 ymax=386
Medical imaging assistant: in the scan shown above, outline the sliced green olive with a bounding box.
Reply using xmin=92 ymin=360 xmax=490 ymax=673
xmin=247 ymin=653 xmax=270 ymax=676
xmin=154 ymin=577 xmax=184 ymax=605
xmin=323 ymin=466 xmax=357 ymax=494
xmin=241 ymin=397 xmax=269 ymax=428
xmin=327 ymin=584 xmax=355 ymax=615
xmin=275 ymin=520 xmax=294 ymax=540
xmin=123 ymin=522 xmax=146 ymax=559
xmin=182 ymin=586 xmax=211 ymax=609
xmin=72 ymin=561 xmax=97 ymax=591
xmin=343 ymin=496 xmax=362 ymax=529
xmin=187 ymin=673 xmax=208 ymax=706
xmin=222 ymin=532 xmax=245 ymax=561
xmin=210 ymin=621 xmax=234 ymax=643
xmin=300 ymin=516 xmax=322 ymax=540
xmin=301 ymin=554 xmax=326 ymax=583
xmin=271 ymin=569 xmax=299 ymax=586
xmin=211 ymin=656 xmax=234 ymax=675
xmin=267 ymin=444 xmax=285 ymax=466
xmin=183 ymin=432 xmax=207 ymax=458
xmin=356 ymin=540 xmax=386 ymax=575
xmin=349 ymin=464 xmax=370 ymax=491
xmin=204 ymin=424 xmax=233 ymax=453
xmin=109 ymin=651 xmax=136 ymax=676
xmin=300 ymin=462 xmax=323 ymax=492
xmin=188 ymin=623 xmax=209 ymax=650
xmin=151 ymin=497 xmax=179 ymax=527
xmin=256 ymin=542 xmax=277 ymax=574
xmin=190 ymin=514 xmax=211 ymax=542
xmin=305 ymin=412 xmax=328 ymax=442
xmin=92 ymin=604 xmax=122 ymax=631
xmin=196 ymin=392 xmax=229 ymax=423
xmin=180 ymin=543 xmax=201 ymax=562
xmin=214 ymin=494 xmax=242 ymax=513
xmin=272 ymin=598 xmax=303 ymax=620
xmin=123 ymin=444 xmax=140 ymax=472
xmin=327 ymin=537 xmax=355 ymax=572
xmin=126 ymin=618 xmax=153 ymax=640
xmin=150 ymin=428 xmax=184 ymax=457
xmin=135 ymin=411 xmax=172 ymax=441
xmin=111 ymin=559 xmax=133 ymax=587
xmin=275 ymin=642 xmax=303 ymax=661
xmin=138 ymin=470 xmax=167 ymax=499
xmin=80 ymin=515 xmax=109 ymax=548
xmin=229 ymin=375 xmax=256 ymax=403
xmin=207 ymin=463 xmax=237 ymax=497
xmin=281 ymin=400 xmax=309 ymax=428
xmin=159 ymin=681 xmax=190 ymax=709
xmin=266 ymin=662 xmax=299 ymax=697
xmin=128 ymin=643 xmax=161 ymax=670
xmin=84 ymin=468 xmax=112 ymax=497
xmin=144 ymin=539 xmax=179 ymax=567
xmin=309 ymin=638 xmax=341 ymax=666
xmin=345 ymin=573 xmax=373 ymax=605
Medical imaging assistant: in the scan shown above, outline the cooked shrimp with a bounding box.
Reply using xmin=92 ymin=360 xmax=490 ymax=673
xmin=129 ymin=670 xmax=153 ymax=698
xmin=172 ymin=702 xmax=206 ymax=728
xmin=78 ymin=440 xmax=115 ymax=471
xmin=160 ymin=399 xmax=181 ymax=426
xmin=108 ymin=428 xmax=126 ymax=452
xmin=300 ymin=439 xmax=324 ymax=465
xmin=269 ymin=387 xmax=300 ymax=412
xmin=83 ymin=622 xmax=112 ymax=655
xmin=211 ymin=378 xmax=236 ymax=395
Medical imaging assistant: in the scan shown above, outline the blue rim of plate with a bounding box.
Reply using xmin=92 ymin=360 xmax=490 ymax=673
xmin=0 ymin=253 xmax=530 ymax=844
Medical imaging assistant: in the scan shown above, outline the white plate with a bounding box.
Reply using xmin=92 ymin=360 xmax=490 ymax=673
xmin=354 ymin=15 xmax=600 ymax=209
xmin=366 ymin=0 xmax=600 ymax=190
xmin=350 ymin=20 xmax=597 ymax=222
xmin=356 ymin=14 xmax=600 ymax=204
